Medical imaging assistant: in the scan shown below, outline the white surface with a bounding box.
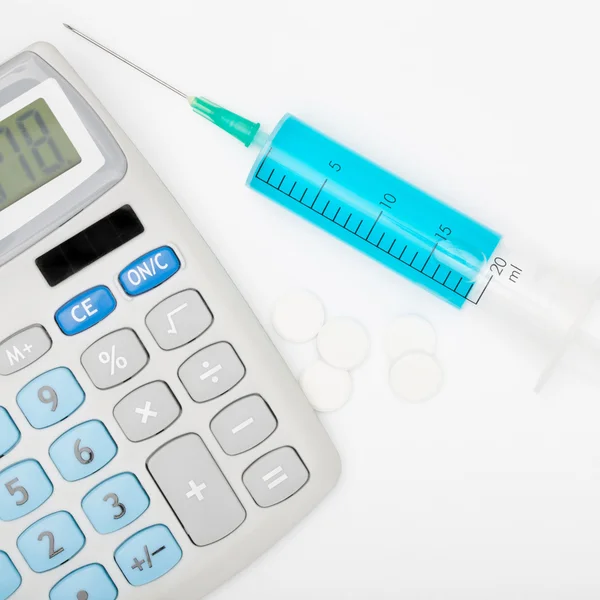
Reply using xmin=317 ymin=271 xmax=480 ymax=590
xmin=272 ymin=289 xmax=325 ymax=343
xmin=384 ymin=315 xmax=437 ymax=359
xmin=300 ymin=360 xmax=353 ymax=413
xmin=0 ymin=78 xmax=105 ymax=241
xmin=389 ymin=352 xmax=444 ymax=403
xmin=5 ymin=1 xmax=600 ymax=598
xmin=317 ymin=316 xmax=370 ymax=369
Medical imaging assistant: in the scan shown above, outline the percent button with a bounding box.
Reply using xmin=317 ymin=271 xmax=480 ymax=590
xmin=82 ymin=329 xmax=149 ymax=390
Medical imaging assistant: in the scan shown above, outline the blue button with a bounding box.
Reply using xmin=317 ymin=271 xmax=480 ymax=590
xmin=49 ymin=420 xmax=118 ymax=482
xmin=114 ymin=524 xmax=182 ymax=586
xmin=119 ymin=247 xmax=180 ymax=296
xmin=50 ymin=563 xmax=118 ymax=600
xmin=0 ymin=552 xmax=21 ymax=599
xmin=0 ymin=408 xmax=20 ymax=457
xmin=0 ymin=459 xmax=53 ymax=521
xmin=17 ymin=368 xmax=85 ymax=430
xmin=82 ymin=472 xmax=150 ymax=534
xmin=55 ymin=286 xmax=117 ymax=336
xmin=17 ymin=511 xmax=85 ymax=573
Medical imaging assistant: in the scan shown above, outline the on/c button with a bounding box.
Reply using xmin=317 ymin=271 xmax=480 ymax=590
xmin=55 ymin=286 xmax=117 ymax=336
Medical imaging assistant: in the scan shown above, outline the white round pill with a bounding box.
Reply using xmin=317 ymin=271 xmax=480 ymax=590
xmin=317 ymin=317 xmax=370 ymax=370
xmin=389 ymin=352 xmax=444 ymax=403
xmin=384 ymin=315 xmax=437 ymax=360
xmin=271 ymin=290 xmax=326 ymax=343
xmin=300 ymin=360 xmax=353 ymax=412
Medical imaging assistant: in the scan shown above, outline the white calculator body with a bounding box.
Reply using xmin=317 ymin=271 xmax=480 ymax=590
xmin=0 ymin=43 xmax=341 ymax=600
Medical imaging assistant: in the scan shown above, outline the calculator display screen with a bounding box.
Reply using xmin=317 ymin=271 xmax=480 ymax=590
xmin=0 ymin=97 xmax=81 ymax=212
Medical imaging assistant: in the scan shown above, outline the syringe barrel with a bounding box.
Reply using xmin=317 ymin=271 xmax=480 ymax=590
xmin=246 ymin=115 xmax=600 ymax=389
xmin=247 ymin=115 xmax=502 ymax=308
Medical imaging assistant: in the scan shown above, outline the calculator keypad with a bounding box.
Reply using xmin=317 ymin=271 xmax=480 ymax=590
xmin=1 ymin=250 xmax=314 ymax=596
xmin=16 ymin=367 xmax=85 ymax=429
xmin=49 ymin=420 xmax=118 ymax=482
xmin=17 ymin=511 xmax=85 ymax=573
xmin=0 ymin=325 xmax=51 ymax=376
xmin=243 ymin=447 xmax=310 ymax=508
xmin=113 ymin=381 xmax=181 ymax=442
xmin=147 ymin=434 xmax=246 ymax=546
xmin=0 ymin=407 xmax=20 ymax=457
xmin=82 ymin=472 xmax=150 ymax=534
xmin=146 ymin=289 xmax=213 ymax=350
xmin=211 ymin=395 xmax=278 ymax=456
xmin=49 ymin=563 xmax=118 ymax=600
xmin=0 ymin=459 xmax=53 ymax=521
xmin=178 ymin=342 xmax=246 ymax=403
xmin=0 ymin=551 xmax=21 ymax=599
xmin=81 ymin=329 xmax=148 ymax=389
xmin=114 ymin=524 xmax=182 ymax=586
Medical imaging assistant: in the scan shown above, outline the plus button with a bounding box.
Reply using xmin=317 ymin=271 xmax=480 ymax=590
xmin=186 ymin=480 xmax=207 ymax=502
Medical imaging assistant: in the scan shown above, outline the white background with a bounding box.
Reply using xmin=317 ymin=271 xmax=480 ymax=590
xmin=5 ymin=1 xmax=600 ymax=598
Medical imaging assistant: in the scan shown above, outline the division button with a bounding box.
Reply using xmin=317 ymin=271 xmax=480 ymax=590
xmin=178 ymin=342 xmax=245 ymax=403
xmin=0 ymin=325 xmax=51 ymax=376
xmin=146 ymin=289 xmax=213 ymax=350
xmin=114 ymin=382 xmax=181 ymax=442
xmin=147 ymin=433 xmax=246 ymax=546
xmin=243 ymin=447 xmax=309 ymax=508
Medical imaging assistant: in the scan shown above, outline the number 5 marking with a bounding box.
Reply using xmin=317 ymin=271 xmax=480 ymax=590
xmin=5 ymin=477 xmax=29 ymax=506
xmin=103 ymin=492 xmax=126 ymax=519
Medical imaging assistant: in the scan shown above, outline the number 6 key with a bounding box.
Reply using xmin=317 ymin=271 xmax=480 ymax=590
xmin=49 ymin=420 xmax=117 ymax=481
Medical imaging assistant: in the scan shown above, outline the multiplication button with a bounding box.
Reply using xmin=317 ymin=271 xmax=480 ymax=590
xmin=147 ymin=433 xmax=246 ymax=546
xmin=81 ymin=329 xmax=148 ymax=389
xmin=114 ymin=382 xmax=181 ymax=442
xmin=178 ymin=342 xmax=245 ymax=403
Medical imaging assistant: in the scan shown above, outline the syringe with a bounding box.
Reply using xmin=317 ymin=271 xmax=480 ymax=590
xmin=65 ymin=24 xmax=600 ymax=391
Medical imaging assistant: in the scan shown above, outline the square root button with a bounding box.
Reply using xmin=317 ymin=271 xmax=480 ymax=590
xmin=146 ymin=289 xmax=213 ymax=350
xmin=178 ymin=342 xmax=245 ymax=403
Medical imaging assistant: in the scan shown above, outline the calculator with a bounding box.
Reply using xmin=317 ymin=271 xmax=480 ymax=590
xmin=0 ymin=42 xmax=341 ymax=600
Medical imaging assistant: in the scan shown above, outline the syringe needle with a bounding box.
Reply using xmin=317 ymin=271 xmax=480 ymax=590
xmin=64 ymin=23 xmax=263 ymax=147
xmin=63 ymin=23 xmax=188 ymax=99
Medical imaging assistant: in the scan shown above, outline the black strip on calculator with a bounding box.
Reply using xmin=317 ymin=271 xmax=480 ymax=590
xmin=36 ymin=205 xmax=144 ymax=287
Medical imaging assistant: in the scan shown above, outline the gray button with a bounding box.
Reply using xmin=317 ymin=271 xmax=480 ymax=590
xmin=211 ymin=395 xmax=277 ymax=455
xmin=114 ymin=381 xmax=181 ymax=442
xmin=146 ymin=289 xmax=213 ymax=350
xmin=178 ymin=342 xmax=245 ymax=403
xmin=147 ymin=433 xmax=246 ymax=546
xmin=81 ymin=329 xmax=148 ymax=389
xmin=243 ymin=447 xmax=309 ymax=508
xmin=0 ymin=326 xmax=51 ymax=376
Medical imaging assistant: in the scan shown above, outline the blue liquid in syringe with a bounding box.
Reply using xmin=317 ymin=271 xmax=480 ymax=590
xmin=248 ymin=115 xmax=501 ymax=308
